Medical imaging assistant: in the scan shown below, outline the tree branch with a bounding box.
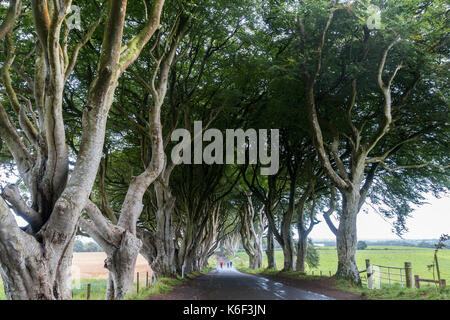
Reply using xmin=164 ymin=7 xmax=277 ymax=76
xmin=84 ymin=200 xmax=121 ymax=246
xmin=323 ymin=185 xmax=337 ymax=235
xmin=1 ymin=184 xmax=42 ymax=232
xmin=366 ymin=38 xmax=402 ymax=154
xmin=64 ymin=14 xmax=104 ymax=83
xmin=119 ymin=0 xmax=165 ymax=74
xmin=0 ymin=0 xmax=22 ymax=40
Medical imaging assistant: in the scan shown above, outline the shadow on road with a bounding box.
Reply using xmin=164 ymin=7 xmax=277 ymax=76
xmin=186 ymin=267 xmax=333 ymax=300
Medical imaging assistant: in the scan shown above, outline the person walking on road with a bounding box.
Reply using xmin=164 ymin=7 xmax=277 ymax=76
xmin=220 ymin=257 xmax=223 ymax=269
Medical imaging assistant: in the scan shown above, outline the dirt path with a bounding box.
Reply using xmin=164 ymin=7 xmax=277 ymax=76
xmin=148 ymin=268 xmax=361 ymax=300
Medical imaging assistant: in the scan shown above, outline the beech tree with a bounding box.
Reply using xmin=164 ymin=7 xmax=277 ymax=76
xmin=273 ymin=0 xmax=449 ymax=283
xmin=1 ymin=0 xmax=448 ymax=300
xmin=238 ymin=190 xmax=264 ymax=269
xmin=0 ymin=0 xmax=164 ymax=299
xmin=79 ymin=7 xmax=189 ymax=299
xmin=220 ymin=230 xmax=240 ymax=258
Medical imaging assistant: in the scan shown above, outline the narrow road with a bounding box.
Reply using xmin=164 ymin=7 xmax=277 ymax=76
xmin=187 ymin=267 xmax=333 ymax=300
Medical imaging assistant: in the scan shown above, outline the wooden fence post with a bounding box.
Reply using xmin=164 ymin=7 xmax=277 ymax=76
xmin=137 ymin=272 xmax=139 ymax=293
xmin=440 ymin=279 xmax=446 ymax=289
xmin=388 ymin=267 xmax=391 ymax=288
xmin=146 ymin=272 xmax=149 ymax=288
xmin=329 ymin=271 xmax=332 ymax=277
xmin=86 ymin=284 xmax=91 ymax=300
xmin=414 ymin=275 xmax=420 ymax=289
xmin=365 ymin=259 xmax=372 ymax=290
xmin=404 ymin=262 xmax=412 ymax=288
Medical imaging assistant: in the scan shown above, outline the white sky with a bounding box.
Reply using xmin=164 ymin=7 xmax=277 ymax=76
xmin=310 ymin=194 xmax=450 ymax=241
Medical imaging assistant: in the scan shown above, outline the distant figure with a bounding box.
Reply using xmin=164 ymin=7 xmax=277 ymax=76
xmin=220 ymin=257 xmax=223 ymax=269
xmin=229 ymin=261 xmax=232 ymax=268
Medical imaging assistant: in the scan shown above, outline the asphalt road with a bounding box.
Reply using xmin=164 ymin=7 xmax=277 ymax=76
xmin=189 ymin=267 xmax=333 ymax=300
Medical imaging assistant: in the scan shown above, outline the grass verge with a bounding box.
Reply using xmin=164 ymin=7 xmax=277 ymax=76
xmin=334 ymin=278 xmax=450 ymax=300
xmin=126 ymin=266 xmax=213 ymax=300
xmin=238 ymin=267 xmax=450 ymax=300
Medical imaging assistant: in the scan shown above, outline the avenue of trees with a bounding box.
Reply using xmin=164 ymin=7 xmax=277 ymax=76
xmin=0 ymin=0 xmax=448 ymax=299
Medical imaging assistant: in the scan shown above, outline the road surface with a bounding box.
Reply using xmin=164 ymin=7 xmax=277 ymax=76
xmin=188 ymin=266 xmax=333 ymax=300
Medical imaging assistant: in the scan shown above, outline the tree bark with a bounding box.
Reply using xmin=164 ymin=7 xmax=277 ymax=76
xmin=150 ymin=174 xmax=177 ymax=277
xmin=104 ymin=231 xmax=142 ymax=300
xmin=0 ymin=0 xmax=131 ymax=300
xmin=0 ymin=196 xmax=72 ymax=299
xmin=239 ymin=192 xmax=263 ymax=269
xmin=335 ymin=189 xmax=361 ymax=284
xmin=296 ymin=232 xmax=308 ymax=272
xmin=266 ymin=223 xmax=277 ymax=270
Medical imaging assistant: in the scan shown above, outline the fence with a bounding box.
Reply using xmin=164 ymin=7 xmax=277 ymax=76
xmin=302 ymin=260 xmax=412 ymax=290
xmin=414 ymin=275 xmax=446 ymax=289
xmin=365 ymin=260 xmax=413 ymax=289
xmin=305 ymin=260 xmax=446 ymax=291
xmin=302 ymin=264 xmax=407 ymax=289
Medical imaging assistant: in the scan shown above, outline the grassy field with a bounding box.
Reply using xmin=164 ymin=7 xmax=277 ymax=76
xmin=232 ymin=246 xmax=450 ymax=284
xmin=232 ymin=246 xmax=450 ymax=300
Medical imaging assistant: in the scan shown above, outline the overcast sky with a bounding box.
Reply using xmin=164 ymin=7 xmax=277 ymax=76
xmin=310 ymin=194 xmax=450 ymax=241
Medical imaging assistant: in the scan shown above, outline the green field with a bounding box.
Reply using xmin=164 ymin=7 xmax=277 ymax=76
xmin=232 ymin=246 xmax=450 ymax=285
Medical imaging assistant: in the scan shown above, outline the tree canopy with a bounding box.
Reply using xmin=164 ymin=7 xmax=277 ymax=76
xmin=0 ymin=0 xmax=448 ymax=299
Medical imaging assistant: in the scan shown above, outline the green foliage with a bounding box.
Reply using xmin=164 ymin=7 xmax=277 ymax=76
xmin=357 ymin=241 xmax=368 ymax=250
xmin=0 ymin=0 xmax=449 ymax=299
xmin=0 ymin=278 xmax=5 ymax=300
xmin=306 ymin=239 xmax=320 ymax=269
xmin=73 ymin=240 xmax=103 ymax=252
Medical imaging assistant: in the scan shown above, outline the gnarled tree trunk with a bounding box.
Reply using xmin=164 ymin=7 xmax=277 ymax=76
xmin=150 ymin=171 xmax=177 ymax=277
xmin=79 ymin=10 xmax=191 ymax=299
xmin=335 ymin=189 xmax=361 ymax=283
xmin=0 ymin=0 xmax=138 ymax=299
xmin=239 ymin=192 xmax=264 ymax=269
xmin=266 ymin=225 xmax=277 ymax=270
xmin=296 ymin=232 xmax=308 ymax=272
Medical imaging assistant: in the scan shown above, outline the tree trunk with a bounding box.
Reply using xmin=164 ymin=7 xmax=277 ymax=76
xmin=0 ymin=0 xmax=165 ymax=300
xmin=281 ymin=226 xmax=295 ymax=271
xmin=150 ymin=179 xmax=177 ymax=277
xmin=335 ymin=190 xmax=361 ymax=284
xmin=266 ymin=226 xmax=277 ymax=270
xmin=0 ymin=197 xmax=73 ymax=299
xmin=104 ymin=231 xmax=142 ymax=300
xmin=221 ymin=231 xmax=240 ymax=258
xmin=239 ymin=192 xmax=264 ymax=270
xmin=296 ymin=232 xmax=308 ymax=272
